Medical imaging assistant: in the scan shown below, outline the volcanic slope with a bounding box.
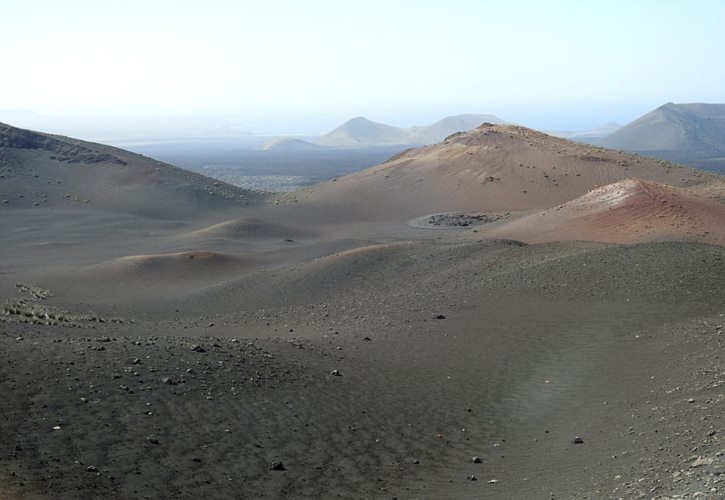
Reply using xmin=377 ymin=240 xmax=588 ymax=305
xmin=486 ymin=177 xmax=725 ymax=246
xmin=0 ymin=122 xmax=260 ymax=219
xmin=2 ymin=123 xmax=725 ymax=500
xmin=293 ymin=123 xmax=716 ymax=221
xmin=600 ymin=102 xmax=725 ymax=156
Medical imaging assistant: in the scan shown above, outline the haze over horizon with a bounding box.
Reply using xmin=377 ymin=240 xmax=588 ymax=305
xmin=2 ymin=0 xmax=725 ymax=136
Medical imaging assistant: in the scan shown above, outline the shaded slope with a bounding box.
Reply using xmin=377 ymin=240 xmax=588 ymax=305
xmin=0 ymin=122 xmax=260 ymax=218
xmin=600 ymin=102 xmax=725 ymax=156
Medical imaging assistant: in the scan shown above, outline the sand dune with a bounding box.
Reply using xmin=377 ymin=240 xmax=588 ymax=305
xmin=487 ymin=178 xmax=725 ymax=245
xmin=181 ymin=217 xmax=304 ymax=240
xmin=83 ymin=251 xmax=243 ymax=282
xmin=293 ymin=124 xmax=716 ymax=221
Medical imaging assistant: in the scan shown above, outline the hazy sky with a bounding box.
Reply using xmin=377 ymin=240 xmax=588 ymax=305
xmin=3 ymin=0 xmax=725 ymax=132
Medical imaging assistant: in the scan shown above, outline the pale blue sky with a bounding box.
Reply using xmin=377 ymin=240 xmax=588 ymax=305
xmin=2 ymin=0 xmax=725 ymax=132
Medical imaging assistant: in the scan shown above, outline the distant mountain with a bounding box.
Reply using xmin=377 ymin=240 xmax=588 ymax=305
xmin=262 ymin=137 xmax=326 ymax=151
xmin=316 ymin=117 xmax=411 ymax=147
xmin=548 ymin=123 xmax=622 ymax=142
xmin=577 ymin=122 xmax=622 ymax=138
xmin=600 ymin=103 xmax=725 ymax=156
xmin=407 ymin=114 xmax=508 ymax=144
xmin=316 ymin=114 xmax=507 ymax=148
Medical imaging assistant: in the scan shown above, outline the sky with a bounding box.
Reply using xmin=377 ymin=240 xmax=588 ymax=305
xmin=2 ymin=0 xmax=725 ymax=135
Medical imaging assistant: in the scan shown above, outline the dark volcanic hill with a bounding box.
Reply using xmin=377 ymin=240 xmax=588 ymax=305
xmin=599 ymin=103 xmax=725 ymax=173
xmin=316 ymin=114 xmax=507 ymax=147
xmin=0 ymin=122 xmax=259 ymax=218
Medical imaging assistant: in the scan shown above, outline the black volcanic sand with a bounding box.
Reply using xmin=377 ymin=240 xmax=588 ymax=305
xmin=2 ymin=227 xmax=725 ymax=499
xmin=2 ymin=127 xmax=725 ymax=498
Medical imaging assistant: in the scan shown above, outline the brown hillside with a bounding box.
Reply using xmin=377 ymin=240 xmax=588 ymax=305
xmin=292 ymin=124 xmax=716 ymax=221
xmin=486 ymin=178 xmax=725 ymax=245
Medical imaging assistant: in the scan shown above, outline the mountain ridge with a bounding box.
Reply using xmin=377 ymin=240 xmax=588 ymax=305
xmin=315 ymin=113 xmax=508 ymax=147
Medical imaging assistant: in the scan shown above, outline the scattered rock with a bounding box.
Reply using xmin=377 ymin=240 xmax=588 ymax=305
xmin=573 ymin=436 xmax=584 ymax=444
xmin=330 ymin=369 xmax=341 ymax=376
xmin=269 ymin=461 xmax=287 ymax=471
xmin=691 ymin=456 xmax=714 ymax=468
xmin=472 ymin=456 xmax=482 ymax=464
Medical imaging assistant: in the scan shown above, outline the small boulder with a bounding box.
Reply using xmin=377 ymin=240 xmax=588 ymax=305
xmin=270 ymin=461 xmax=287 ymax=471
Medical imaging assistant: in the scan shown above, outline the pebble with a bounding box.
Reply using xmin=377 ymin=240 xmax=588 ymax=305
xmin=269 ymin=461 xmax=287 ymax=471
